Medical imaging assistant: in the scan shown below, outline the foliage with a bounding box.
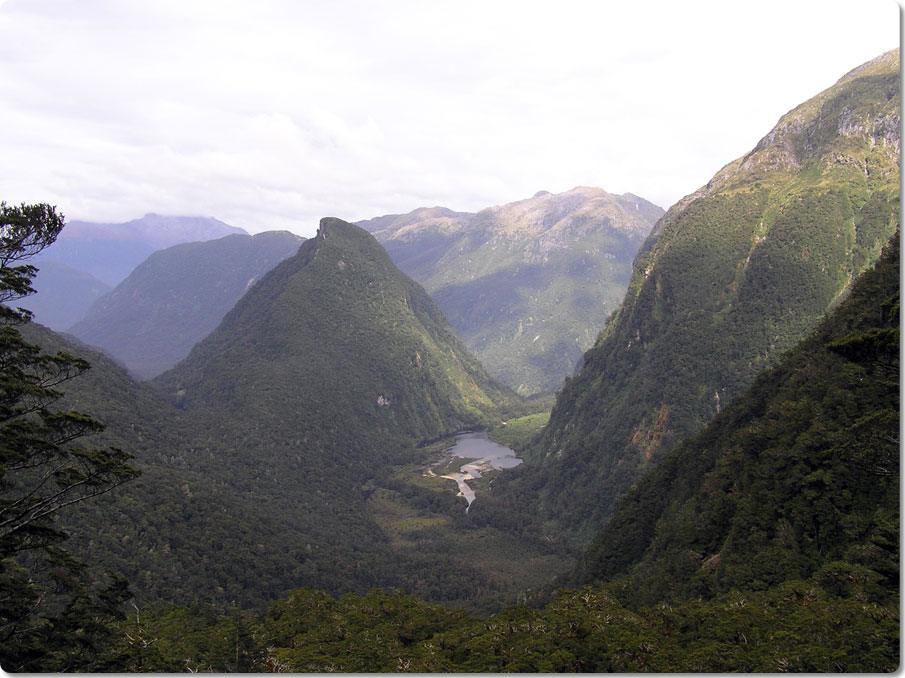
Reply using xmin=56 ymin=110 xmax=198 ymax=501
xmin=504 ymin=51 xmax=900 ymax=543
xmin=0 ymin=202 xmax=139 ymax=672
xmin=572 ymin=232 xmax=899 ymax=610
xmin=487 ymin=410 xmax=551 ymax=452
xmin=363 ymin=189 xmax=663 ymax=395
xmin=92 ymin=232 xmax=901 ymax=673
xmin=68 ymin=231 xmax=303 ymax=379
xmin=97 ymin=574 xmax=898 ymax=673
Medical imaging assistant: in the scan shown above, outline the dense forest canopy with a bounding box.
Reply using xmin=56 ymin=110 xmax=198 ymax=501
xmin=0 ymin=48 xmax=899 ymax=673
xmin=495 ymin=48 xmax=900 ymax=543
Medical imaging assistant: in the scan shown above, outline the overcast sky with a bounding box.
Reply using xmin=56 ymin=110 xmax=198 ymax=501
xmin=0 ymin=0 xmax=899 ymax=237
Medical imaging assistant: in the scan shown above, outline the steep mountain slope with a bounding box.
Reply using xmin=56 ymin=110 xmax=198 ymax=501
xmin=26 ymin=260 xmax=111 ymax=329
xmin=68 ymin=231 xmax=304 ymax=379
xmin=17 ymin=321 xmax=370 ymax=609
xmin=29 ymin=213 xmax=251 ymax=331
xmin=50 ymin=236 xmax=897 ymax=672
xmin=154 ymin=217 xmax=520 ymax=435
xmin=137 ymin=217 xmax=535 ymax=605
xmin=359 ymin=187 xmax=663 ymax=395
xmin=504 ymin=50 xmax=899 ymax=540
xmin=573 ymin=231 xmax=898 ymax=608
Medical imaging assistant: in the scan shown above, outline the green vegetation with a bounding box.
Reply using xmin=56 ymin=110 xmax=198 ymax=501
xmin=488 ymin=411 xmax=551 ymax=452
xmin=103 ymin=580 xmax=895 ymax=672
xmin=63 ymin=225 xmax=897 ymax=675
xmin=508 ymin=49 xmax=900 ymax=543
xmin=573 ymin=231 xmax=899 ymax=600
xmin=362 ymin=188 xmax=663 ymax=395
xmin=69 ymin=231 xmax=303 ymax=379
xmin=0 ymin=203 xmax=140 ymax=672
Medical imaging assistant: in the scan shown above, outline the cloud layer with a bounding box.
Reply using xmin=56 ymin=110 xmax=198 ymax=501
xmin=0 ymin=0 xmax=898 ymax=236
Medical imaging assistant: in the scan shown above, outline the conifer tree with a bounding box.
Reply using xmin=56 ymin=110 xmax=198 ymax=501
xmin=0 ymin=202 xmax=139 ymax=671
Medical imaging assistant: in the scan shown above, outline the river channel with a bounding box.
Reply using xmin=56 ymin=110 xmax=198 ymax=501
xmin=427 ymin=431 xmax=522 ymax=512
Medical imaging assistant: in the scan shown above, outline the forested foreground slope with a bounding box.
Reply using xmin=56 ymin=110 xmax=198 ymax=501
xmin=7 ymin=219 xmax=545 ymax=617
xmin=72 ymin=233 xmax=898 ymax=673
xmin=499 ymin=49 xmax=900 ymax=541
xmin=573 ymin=231 xmax=899 ymax=602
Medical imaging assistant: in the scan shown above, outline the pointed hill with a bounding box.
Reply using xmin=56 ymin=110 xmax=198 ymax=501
xmin=67 ymin=230 xmax=304 ymax=379
xmin=359 ymin=187 xmax=663 ymax=395
xmin=154 ymin=217 xmax=521 ymax=440
xmin=128 ymin=218 xmax=538 ymax=605
xmin=500 ymin=49 xmax=900 ymax=541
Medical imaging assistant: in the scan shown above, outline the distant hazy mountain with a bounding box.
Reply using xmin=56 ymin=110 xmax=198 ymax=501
xmin=26 ymin=260 xmax=111 ymax=329
xmin=504 ymin=49 xmax=900 ymax=542
xmin=359 ymin=187 xmax=664 ymax=395
xmin=35 ymin=213 xmax=248 ymax=287
xmin=63 ymin=213 xmax=248 ymax=250
xmin=68 ymin=231 xmax=304 ymax=379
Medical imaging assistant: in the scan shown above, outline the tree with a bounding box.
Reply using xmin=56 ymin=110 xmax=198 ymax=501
xmin=0 ymin=202 xmax=139 ymax=671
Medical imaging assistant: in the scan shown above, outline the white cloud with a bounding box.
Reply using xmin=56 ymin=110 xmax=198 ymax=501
xmin=0 ymin=0 xmax=899 ymax=236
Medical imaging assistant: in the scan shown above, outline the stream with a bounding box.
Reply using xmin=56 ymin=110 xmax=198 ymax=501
xmin=427 ymin=431 xmax=522 ymax=512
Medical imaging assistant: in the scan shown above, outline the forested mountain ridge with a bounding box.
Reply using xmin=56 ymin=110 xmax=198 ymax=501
xmin=506 ymin=49 xmax=900 ymax=541
xmin=67 ymin=230 xmax=304 ymax=379
xmin=359 ymin=187 xmax=663 ymax=395
xmin=28 ymin=213 xmax=250 ymax=329
xmin=154 ymin=217 xmax=522 ymax=432
xmin=65 ymin=239 xmax=898 ymax=673
xmin=573 ymin=230 xmax=899 ymax=603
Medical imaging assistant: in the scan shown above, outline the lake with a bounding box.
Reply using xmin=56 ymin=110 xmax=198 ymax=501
xmin=431 ymin=431 xmax=522 ymax=511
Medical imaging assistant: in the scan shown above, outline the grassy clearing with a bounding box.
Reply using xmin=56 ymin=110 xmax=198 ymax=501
xmin=365 ymin=440 xmax=572 ymax=611
xmin=389 ymin=515 xmax=450 ymax=532
xmin=488 ymin=411 xmax=551 ymax=452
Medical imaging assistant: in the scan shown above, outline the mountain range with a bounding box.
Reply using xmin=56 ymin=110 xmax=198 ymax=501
xmin=51 ymin=217 xmax=556 ymax=611
xmin=68 ymin=230 xmax=304 ymax=379
xmin=0 ymin=49 xmax=898 ymax=673
xmin=359 ymin=187 xmax=664 ymax=395
xmin=29 ymin=213 xmax=248 ymax=328
xmin=491 ymin=48 xmax=900 ymax=542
